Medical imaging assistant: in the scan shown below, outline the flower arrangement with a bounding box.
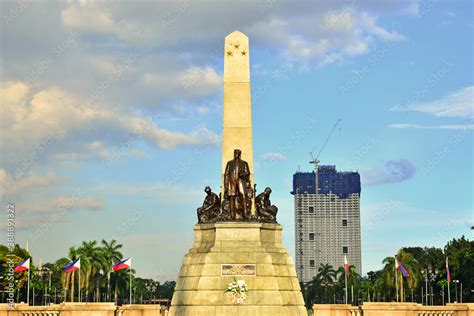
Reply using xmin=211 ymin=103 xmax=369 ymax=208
xmin=224 ymin=278 xmax=248 ymax=304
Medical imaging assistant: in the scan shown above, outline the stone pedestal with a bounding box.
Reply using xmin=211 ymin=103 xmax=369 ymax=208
xmin=169 ymin=223 xmax=307 ymax=315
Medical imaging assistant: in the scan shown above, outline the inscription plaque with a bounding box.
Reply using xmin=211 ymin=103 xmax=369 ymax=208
xmin=221 ymin=264 xmax=256 ymax=276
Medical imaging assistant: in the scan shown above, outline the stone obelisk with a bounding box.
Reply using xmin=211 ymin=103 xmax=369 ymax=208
xmin=169 ymin=31 xmax=306 ymax=316
xmin=221 ymin=31 xmax=255 ymax=214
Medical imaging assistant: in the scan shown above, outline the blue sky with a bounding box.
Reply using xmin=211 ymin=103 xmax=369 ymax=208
xmin=1 ymin=0 xmax=472 ymax=281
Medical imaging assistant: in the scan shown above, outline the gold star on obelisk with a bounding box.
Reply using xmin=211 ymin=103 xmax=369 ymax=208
xmin=241 ymin=51 xmax=246 ymax=56
xmin=227 ymin=51 xmax=233 ymax=57
xmin=234 ymin=43 xmax=240 ymax=49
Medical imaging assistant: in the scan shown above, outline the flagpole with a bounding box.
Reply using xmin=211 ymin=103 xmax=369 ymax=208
xmin=395 ymin=258 xmax=399 ymax=302
xmin=79 ymin=266 xmax=81 ymax=303
xmin=129 ymin=268 xmax=132 ymax=304
xmin=447 ymin=277 xmax=451 ymax=303
xmin=27 ymin=265 xmax=30 ymax=305
xmin=345 ymin=265 xmax=348 ymax=304
xmin=447 ymin=257 xmax=451 ymax=304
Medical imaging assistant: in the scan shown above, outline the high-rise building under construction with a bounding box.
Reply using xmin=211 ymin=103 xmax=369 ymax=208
xmin=291 ymin=165 xmax=361 ymax=283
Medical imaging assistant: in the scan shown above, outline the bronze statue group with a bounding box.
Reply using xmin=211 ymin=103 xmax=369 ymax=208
xmin=197 ymin=149 xmax=278 ymax=223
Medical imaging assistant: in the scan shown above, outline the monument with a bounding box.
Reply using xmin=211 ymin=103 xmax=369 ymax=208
xmin=169 ymin=31 xmax=306 ymax=315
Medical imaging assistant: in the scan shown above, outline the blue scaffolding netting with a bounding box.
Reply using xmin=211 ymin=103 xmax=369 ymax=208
xmin=291 ymin=165 xmax=361 ymax=198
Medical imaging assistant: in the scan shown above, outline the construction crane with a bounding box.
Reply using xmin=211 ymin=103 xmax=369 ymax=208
xmin=309 ymin=118 xmax=342 ymax=198
xmin=310 ymin=118 xmax=341 ymax=167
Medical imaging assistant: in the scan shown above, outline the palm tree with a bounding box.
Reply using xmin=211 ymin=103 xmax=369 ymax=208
xmin=317 ymin=263 xmax=336 ymax=303
xmin=336 ymin=265 xmax=360 ymax=303
xmin=395 ymin=250 xmax=419 ymax=302
xmin=360 ymin=278 xmax=374 ymax=302
xmin=93 ymin=257 xmax=109 ymax=302
xmin=381 ymin=250 xmax=420 ymax=302
xmin=381 ymin=256 xmax=397 ymax=301
xmin=60 ymin=247 xmax=79 ymax=302
xmin=101 ymin=239 xmax=123 ymax=301
xmin=111 ymin=268 xmax=135 ymax=304
xmin=373 ymin=277 xmax=385 ymax=302
xmin=54 ymin=257 xmax=70 ymax=302
xmin=304 ymin=277 xmax=321 ymax=306
xmin=78 ymin=241 xmax=104 ymax=302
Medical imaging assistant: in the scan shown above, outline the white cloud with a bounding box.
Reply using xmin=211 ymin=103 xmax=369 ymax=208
xmin=57 ymin=0 xmax=411 ymax=67
xmin=247 ymin=5 xmax=406 ymax=66
xmin=391 ymin=86 xmax=474 ymax=119
xmin=0 ymin=213 xmax=65 ymax=231
xmin=261 ymin=152 xmax=287 ymax=161
xmin=0 ymin=170 xmax=58 ymax=197
xmin=389 ymin=123 xmax=474 ymax=130
xmin=31 ymin=196 xmax=106 ymax=212
xmin=0 ymin=81 xmax=220 ymax=171
xmin=0 ymin=1 xmax=418 ymax=132
xmin=358 ymin=12 xmax=405 ymax=42
xmin=0 ymin=81 xmax=30 ymax=128
xmin=196 ymin=106 xmax=209 ymax=115
xmin=93 ymin=181 xmax=203 ymax=207
xmin=61 ymin=0 xmax=115 ymax=33
xmin=143 ymin=66 xmax=222 ymax=98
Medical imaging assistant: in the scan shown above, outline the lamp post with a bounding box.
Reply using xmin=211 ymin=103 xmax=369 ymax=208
xmin=422 ymin=267 xmax=437 ymax=305
xmin=453 ymin=280 xmax=459 ymax=303
xmin=0 ymin=276 xmax=4 ymax=302
xmin=145 ymin=282 xmax=157 ymax=304
xmin=422 ymin=269 xmax=428 ymax=305
xmin=36 ymin=265 xmax=52 ymax=305
xmin=45 ymin=269 xmax=52 ymax=305
xmin=429 ymin=268 xmax=438 ymax=305
xmin=441 ymin=286 xmax=445 ymax=305
xmin=48 ymin=271 xmax=52 ymax=305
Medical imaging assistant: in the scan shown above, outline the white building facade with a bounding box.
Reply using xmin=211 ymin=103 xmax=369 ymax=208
xmin=292 ymin=166 xmax=361 ymax=283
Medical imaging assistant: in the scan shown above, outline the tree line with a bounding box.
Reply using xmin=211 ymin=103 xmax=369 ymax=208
xmin=0 ymin=240 xmax=175 ymax=305
xmin=1 ymin=235 xmax=471 ymax=306
xmin=302 ymin=235 xmax=472 ymax=306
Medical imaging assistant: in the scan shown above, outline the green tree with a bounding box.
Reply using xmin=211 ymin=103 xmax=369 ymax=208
xmin=445 ymin=236 xmax=473 ymax=302
xmin=317 ymin=263 xmax=336 ymax=303
xmin=336 ymin=265 xmax=360 ymax=303
xmin=380 ymin=256 xmax=397 ymax=301
xmin=78 ymin=240 xmax=105 ymax=301
xmin=60 ymin=247 xmax=80 ymax=302
xmin=381 ymin=251 xmax=420 ymax=302
xmin=101 ymin=239 xmax=123 ymax=301
xmin=438 ymin=279 xmax=448 ymax=304
xmin=158 ymin=280 xmax=176 ymax=299
xmin=398 ymin=250 xmax=420 ymax=302
xmin=55 ymin=257 xmax=71 ymax=302
xmin=304 ymin=276 xmax=321 ymax=306
xmin=134 ymin=278 xmax=160 ymax=303
xmin=360 ymin=277 xmax=374 ymax=302
xmin=111 ymin=268 xmax=135 ymax=304
xmin=0 ymin=244 xmax=31 ymax=303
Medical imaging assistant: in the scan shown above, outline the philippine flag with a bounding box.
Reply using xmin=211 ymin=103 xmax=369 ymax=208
xmin=395 ymin=257 xmax=410 ymax=278
xmin=64 ymin=259 xmax=81 ymax=273
xmin=113 ymin=258 xmax=131 ymax=271
xmin=344 ymin=255 xmax=350 ymax=274
xmin=446 ymin=257 xmax=451 ymax=283
xmin=13 ymin=258 xmax=30 ymax=273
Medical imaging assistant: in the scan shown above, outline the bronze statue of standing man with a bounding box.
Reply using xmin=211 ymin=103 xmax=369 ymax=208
xmin=224 ymin=149 xmax=251 ymax=220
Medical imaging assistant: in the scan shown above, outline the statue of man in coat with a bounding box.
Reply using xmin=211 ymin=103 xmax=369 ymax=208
xmin=224 ymin=149 xmax=251 ymax=219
